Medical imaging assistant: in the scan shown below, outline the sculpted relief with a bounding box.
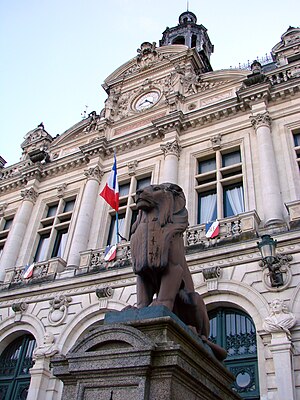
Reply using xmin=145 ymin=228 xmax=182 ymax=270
xmin=129 ymin=183 xmax=226 ymax=361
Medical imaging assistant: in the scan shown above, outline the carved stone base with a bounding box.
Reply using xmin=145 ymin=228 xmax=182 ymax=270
xmin=51 ymin=306 xmax=240 ymax=400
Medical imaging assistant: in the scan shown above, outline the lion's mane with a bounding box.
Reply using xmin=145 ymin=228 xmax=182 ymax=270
xmin=131 ymin=183 xmax=188 ymax=275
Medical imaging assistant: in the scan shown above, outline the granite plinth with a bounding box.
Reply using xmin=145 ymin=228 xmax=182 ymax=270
xmin=52 ymin=306 xmax=240 ymax=400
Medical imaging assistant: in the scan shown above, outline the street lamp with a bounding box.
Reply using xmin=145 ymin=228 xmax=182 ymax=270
xmin=257 ymin=235 xmax=283 ymax=287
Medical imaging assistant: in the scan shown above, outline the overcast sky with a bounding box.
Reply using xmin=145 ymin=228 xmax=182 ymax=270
xmin=1 ymin=0 xmax=299 ymax=166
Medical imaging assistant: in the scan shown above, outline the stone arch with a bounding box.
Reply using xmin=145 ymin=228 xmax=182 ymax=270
xmin=289 ymin=281 xmax=300 ymax=321
xmin=0 ymin=314 xmax=45 ymax=354
xmin=195 ymin=279 xmax=270 ymax=331
xmin=57 ymin=298 xmax=127 ymax=354
xmin=195 ymin=279 xmax=270 ymax=397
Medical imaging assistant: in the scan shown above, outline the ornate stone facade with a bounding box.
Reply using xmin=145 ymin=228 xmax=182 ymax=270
xmin=0 ymin=13 xmax=300 ymax=400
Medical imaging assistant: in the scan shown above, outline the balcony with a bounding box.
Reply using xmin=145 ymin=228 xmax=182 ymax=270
xmin=1 ymin=210 xmax=261 ymax=287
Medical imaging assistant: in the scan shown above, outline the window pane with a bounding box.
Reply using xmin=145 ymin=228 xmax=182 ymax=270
xmin=34 ymin=234 xmax=50 ymax=262
xmin=294 ymin=133 xmax=300 ymax=146
xmin=119 ymin=183 xmax=130 ymax=197
xmin=136 ymin=176 xmax=151 ymax=191
xmin=46 ymin=204 xmax=58 ymax=217
xmin=222 ymin=151 xmax=241 ymax=167
xmin=198 ymin=190 xmax=217 ymax=224
xmin=52 ymin=229 xmax=68 ymax=258
xmin=107 ymin=214 xmax=126 ymax=245
xmin=3 ymin=217 xmax=13 ymax=230
xmin=63 ymin=199 xmax=75 ymax=213
xmin=198 ymin=158 xmax=216 ymax=174
xmin=224 ymin=184 xmax=244 ymax=217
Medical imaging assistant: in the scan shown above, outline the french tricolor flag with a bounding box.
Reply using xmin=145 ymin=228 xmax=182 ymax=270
xmin=23 ymin=263 xmax=35 ymax=279
xmin=104 ymin=244 xmax=117 ymax=262
xmin=100 ymin=154 xmax=119 ymax=211
xmin=205 ymin=220 xmax=220 ymax=239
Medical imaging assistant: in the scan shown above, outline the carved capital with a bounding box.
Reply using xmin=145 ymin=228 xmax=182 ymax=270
xmin=84 ymin=165 xmax=104 ymax=182
xmin=250 ymin=112 xmax=272 ymax=130
xmin=0 ymin=203 xmax=8 ymax=217
xmin=160 ymin=140 xmax=181 ymax=159
xmin=21 ymin=187 xmax=38 ymax=203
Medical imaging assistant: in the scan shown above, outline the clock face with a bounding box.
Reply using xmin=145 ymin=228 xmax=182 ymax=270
xmin=134 ymin=91 xmax=160 ymax=111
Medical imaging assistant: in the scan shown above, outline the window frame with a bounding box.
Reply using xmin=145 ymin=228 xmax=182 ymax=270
xmin=107 ymin=173 xmax=152 ymax=245
xmin=33 ymin=197 xmax=76 ymax=262
xmin=195 ymin=146 xmax=244 ymax=224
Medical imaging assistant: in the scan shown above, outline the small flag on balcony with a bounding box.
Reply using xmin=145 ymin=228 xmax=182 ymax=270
xmin=100 ymin=154 xmax=119 ymax=211
xmin=205 ymin=220 xmax=220 ymax=239
xmin=23 ymin=263 xmax=35 ymax=279
xmin=104 ymin=244 xmax=117 ymax=262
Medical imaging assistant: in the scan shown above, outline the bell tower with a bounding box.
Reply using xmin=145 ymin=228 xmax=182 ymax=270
xmin=159 ymin=11 xmax=214 ymax=72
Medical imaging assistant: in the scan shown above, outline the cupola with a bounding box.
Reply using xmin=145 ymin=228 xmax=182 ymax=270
xmin=159 ymin=10 xmax=214 ymax=72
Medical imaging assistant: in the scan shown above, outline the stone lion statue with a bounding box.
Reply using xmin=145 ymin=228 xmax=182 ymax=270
xmin=130 ymin=183 xmax=226 ymax=361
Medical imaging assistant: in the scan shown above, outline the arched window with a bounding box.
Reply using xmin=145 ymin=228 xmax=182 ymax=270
xmin=172 ymin=36 xmax=185 ymax=45
xmin=209 ymin=308 xmax=260 ymax=399
xmin=0 ymin=334 xmax=36 ymax=400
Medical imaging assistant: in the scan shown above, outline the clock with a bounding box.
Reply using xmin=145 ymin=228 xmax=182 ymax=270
xmin=134 ymin=91 xmax=160 ymax=111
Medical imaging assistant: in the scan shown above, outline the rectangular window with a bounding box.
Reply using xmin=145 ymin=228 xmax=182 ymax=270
xmin=107 ymin=174 xmax=152 ymax=245
xmin=196 ymin=148 xmax=244 ymax=224
xmin=0 ymin=215 xmax=14 ymax=258
xmin=33 ymin=197 xmax=76 ymax=262
xmin=293 ymin=130 xmax=300 ymax=170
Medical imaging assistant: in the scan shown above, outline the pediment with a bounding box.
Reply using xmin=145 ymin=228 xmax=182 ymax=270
xmin=104 ymin=44 xmax=189 ymax=87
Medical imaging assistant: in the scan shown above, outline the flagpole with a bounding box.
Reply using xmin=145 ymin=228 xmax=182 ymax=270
xmin=115 ymin=212 xmax=119 ymax=244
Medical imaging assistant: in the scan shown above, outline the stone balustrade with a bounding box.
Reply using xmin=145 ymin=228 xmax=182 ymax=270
xmin=0 ymin=210 xmax=262 ymax=285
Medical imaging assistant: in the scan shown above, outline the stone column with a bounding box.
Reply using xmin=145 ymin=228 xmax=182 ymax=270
xmin=0 ymin=187 xmax=38 ymax=281
xmin=251 ymin=112 xmax=284 ymax=226
xmin=67 ymin=165 xmax=103 ymax=268
xmin=268 ymin=332 xmax=296 ymax=399
xmin=28 ymin=358 xmax=52 ymax=400
xmin=160 ymin=139 xmax=181 ymax=184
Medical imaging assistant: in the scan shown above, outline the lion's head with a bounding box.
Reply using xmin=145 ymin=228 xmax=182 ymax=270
xmin=132 ymin=182 xmax=188 ymax=232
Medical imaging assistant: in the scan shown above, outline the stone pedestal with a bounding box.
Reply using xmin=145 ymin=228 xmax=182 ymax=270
xmin=51 ymin=307 xmax=240 ymax=400
xmin=269 ymin=332 xmax=296 ymax=400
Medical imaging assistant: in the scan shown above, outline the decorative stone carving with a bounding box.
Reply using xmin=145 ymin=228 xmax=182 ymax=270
xmin=136 ymin=42 xmax=159 ymax=70
xmin=260 ymin=253 xmax=293 ymax=291
xmin=12 ymin=302 xmax=28 ymax=313
xmin=127 ymin=160 xmax=138 ymax=176
xmin=96 ymin=286 xmax=114 ymax=298
xmin=21 ymin=187 xmax=39 ymax=203
xmin=263 ymin=299 xmax=296 ymax=336
xmin=250 ymin=112 xmax=272 ymax=130
xmin=57 ymin=183 xmax=67 ymax=198
xmin=84 ymin=165 xmax=104 ymax=182
xmin=0 ymin=203 xmax=8 ymax=217
xmin=48 ymin=295 xmax=72 ymax=326
xmin=160 ymin=139 xmax=181 ymax=159
xmin=21 ymin=123 xmax=53 ymax=162
xmin=202 ymin=266 xmax=221 ymax=291
xmin=33 ymin=332 xmax=59 ymax=360
xmin=210 ymin=134 xmax=222 ymax=150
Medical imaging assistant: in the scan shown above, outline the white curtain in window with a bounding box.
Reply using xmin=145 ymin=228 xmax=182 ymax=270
xmin=110 ymin=216 xmax=126 ymax=244
xmin=200 ymin=192 xmax=217 ymax=223
xmin=226 ymin=186 xmax=244 ymax=215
